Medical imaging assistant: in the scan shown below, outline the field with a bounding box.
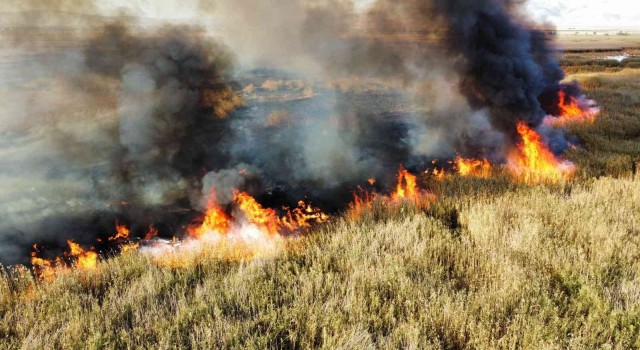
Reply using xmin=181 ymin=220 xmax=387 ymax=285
xmin=556 ymin=30 xmax=640 ymax=51
xmin=2 ymin=51 xmax=640 ymax=348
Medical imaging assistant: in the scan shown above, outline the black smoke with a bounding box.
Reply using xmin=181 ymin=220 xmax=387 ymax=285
xmin=0 ymin=0 xmax=590 ymax=265
xmin=432 ymin=0 xmax=585 ymax=147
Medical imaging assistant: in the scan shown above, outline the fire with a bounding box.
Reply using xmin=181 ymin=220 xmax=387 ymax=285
xmin=550 ymin=91 xmax=598 ymax=125
xmin=349 ymin=188 xmax=379 ymax=219
xmin=26 ymin=188 xmax=323 ymax=272
xmin=31 ymin=240 xmax=98 ymax=280
xmin=558 ymin=91 xmax=583 ymax=118
xmin=432 ymin=168 xmax=446 ymax=181
xmin=508 ymin=121 xmax=574 ymax=183
xmin=30 ymin=245 xmax=58 ymax=282
xmin=151 ymin=191 xmax=328 ymax=266
xmin=189 ymin=204 xmax=231 ymax=238
xmin=67 ymin=240 xmax=98 ymax=270
xmin=110 ymin=223 xmax=130 ymax=241
xmin=144 ymin=225 xmax=159 ymax=240
xmin=456 ymin=157 xmax=493 ymax=178
xmin=391 ymin=166 xmax=418 ymax=201
xmin=234 ymin=191 xmax=281 ymax=235
xmin=121 ymin=243 xmax=140 ymax=253
xmin=349 ymin=166 xmax=433 ymax=219
xmin=191 ymin=191 xmax=329 ymax=238
xmin=163 ymin=190 xmax=329 ymax=265
xmin=280 ymin=200 xmax=330 ymax=231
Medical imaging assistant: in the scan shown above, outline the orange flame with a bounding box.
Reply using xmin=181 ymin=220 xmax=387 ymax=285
xmin=456 ymin=157 xmax=493 ymax=178
xmin=391 ymin=166 xmax=418 ymax=201
xmin=30 ymin=245 xmax=57 ymax=282
xmin=234 ymin=191 xmax=281 ymax=235
xmin=280 ymin=200 xmax=330 ymax=231
xmin=349 ymin=188 xmax=379 ymax=219
xmin=66 ymin=240 xmax=98 ymax=270
xmin=144 ymin=225 xmax=159 ymax=240
xmin=432 ymin=168 xmax=446 ymax=181
xmin=31 ymin=240 xmax=99 ymax=280
xmin=153 ymin=190 xmax=329 ymax=266
xmin=189 ymin=190 xmax=328 ymax=239
xmin=120 ymin=243 xmax=140 ymax=253
xmin=553 ymin=91 xmax=597 ymax=124
xmin=349 ymin=166 xmax=432 ymax=219
xmin=110 ymin=223 xmax=130 ymax=241
xmin=508 ymin=121 xmax=574 ymax=183
xmin=189 ymin=203 xmax=231 ymax=238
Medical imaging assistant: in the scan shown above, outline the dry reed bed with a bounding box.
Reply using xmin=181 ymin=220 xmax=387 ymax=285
xmin=1 ymin=175 xmax=639 ymax=349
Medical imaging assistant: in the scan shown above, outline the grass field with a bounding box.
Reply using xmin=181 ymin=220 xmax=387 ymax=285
xmin=556 ymin=30 xmax=640 ymax=51
xmin=2 ymin=52 xmax=640 ymax=348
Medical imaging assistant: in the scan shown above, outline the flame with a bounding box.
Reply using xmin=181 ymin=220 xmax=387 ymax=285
xmin=456 ymin=157 xmax=493 ymax=178
xmin=349 ymin=188 xmax=379 ymax=220
xmin=368 ymin=178 xmax=376 ymax=186
xmin=233 ymin=191 xmax=281 ymax=235
xmin=168 ymin=190 xmax=329 ymax=264
xmin=31 ymin=240 xmax=98 ymax=280
xmin=551 ymin=91 xmax=598 ymax=125
xmin=153 ymin=191 xmax=328 ymax=266
xmin=144 ymin=225 xmax=159 ymax=240
xmin=120 ymin=243 xmax=140 ymax=253
xmin=280 ymin=200 xmax=330 ymax=231
xmin=66 ymin=240 xmax=98 ymax=270
xmin=391 ymin=166 xmax=418 ymax=201
xmin=432 ymin=168 xmax=446 ymax=181
xmin=508 ymin=121 xmax=574 ymax=183
xmin=110 ymin=223 xmax=130 ymax=241
xmin=349 ymin=166 xmax=432 ymax=219
xmin=30 ymin=189 xmax=328 ymax=280
xmin=30 ymin=245 xmax=57 ymax=282
xmin=189 ymin=203 xmax=231 ymax=238
xmin=558 ymin=91 xmax=583 ymax=118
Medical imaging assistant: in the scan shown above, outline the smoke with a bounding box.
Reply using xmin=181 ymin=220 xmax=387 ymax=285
xmin=0 ymin=0 xmax=585 ymax=265
xmin=0 ymin=16 xmax=243 ymax=263
xmin=429 ymin=0 xmax=583 ymax=149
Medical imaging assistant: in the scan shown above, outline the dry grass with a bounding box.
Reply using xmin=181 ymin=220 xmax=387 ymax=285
xmin=1 ymin=174 xmax=639 ymax=349
xmin=2 ymin=58 xmax=640 ymax=350
xmin=563 ymin=69 xmax=640 ymax=177
xmin=556 ymin=32 xmax=640 ymax=51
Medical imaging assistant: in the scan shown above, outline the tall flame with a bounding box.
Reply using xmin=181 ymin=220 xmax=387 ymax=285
xmin=508 ymin=121 xmax=574 ymax=183
xmin=391 ymin=166 xmax=418 ymax=201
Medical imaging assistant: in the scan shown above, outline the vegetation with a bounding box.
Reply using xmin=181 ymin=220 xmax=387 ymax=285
xmin=2 ymin=54 xmax=640 ymax=349
xmin=565 ymin=68 xmax=640 ymax=177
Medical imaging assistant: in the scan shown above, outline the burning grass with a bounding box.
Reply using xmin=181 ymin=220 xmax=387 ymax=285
xmin=2 ymin=48 xmax=640 ymax=350
xmin=2 ymin=174 xmax=639 ymax=348
xmin=507 ymin=121 xmax=576 ymax=183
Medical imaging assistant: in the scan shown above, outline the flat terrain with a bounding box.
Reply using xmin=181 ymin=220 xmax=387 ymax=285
xmin=2 ymin=41 xmax=640 ymax=349
xmin=556 ymin=30 xmax=640 ymax=51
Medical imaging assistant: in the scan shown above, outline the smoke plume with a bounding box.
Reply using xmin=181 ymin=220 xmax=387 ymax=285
xmin=0 ymin=0 xmax=586 ymax=265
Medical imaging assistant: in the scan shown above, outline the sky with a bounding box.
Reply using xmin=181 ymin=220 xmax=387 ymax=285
xmin=2 ymin=0 xmax=638 ymax=29
xmin=525 ymin=0 xmax=640 ymax=29
xmin=92 ymin=0 xmax=640 ymax=29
